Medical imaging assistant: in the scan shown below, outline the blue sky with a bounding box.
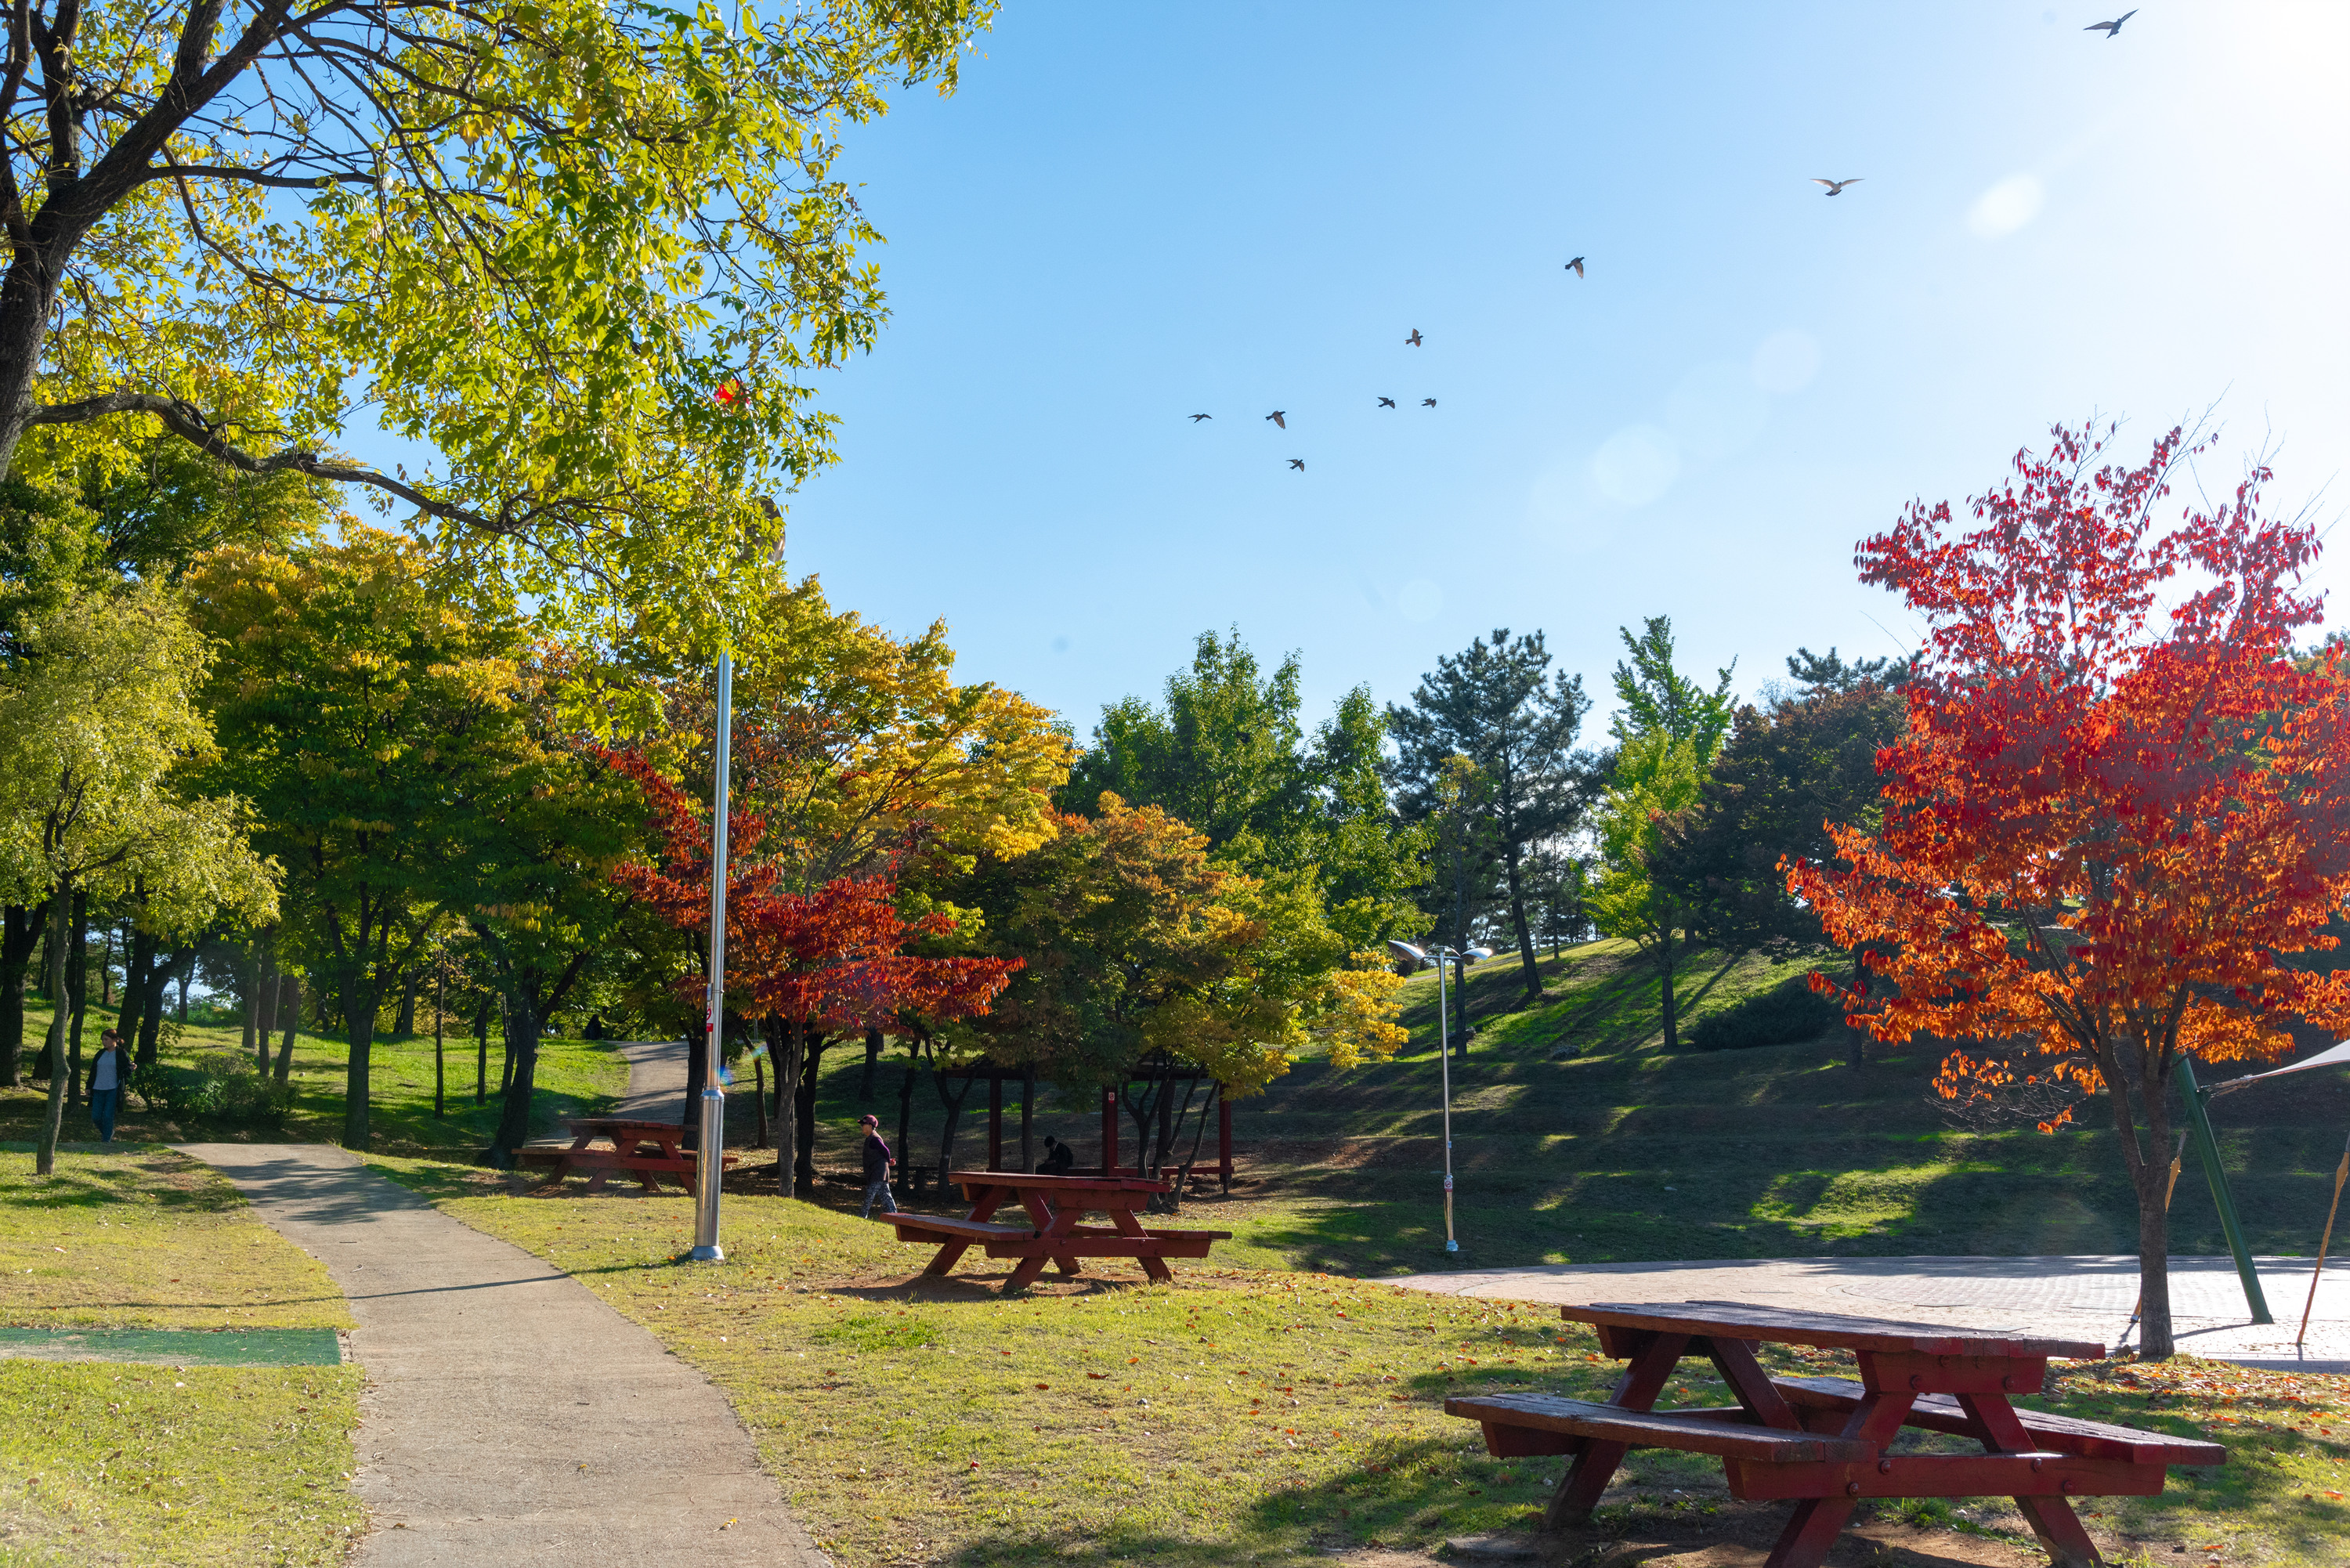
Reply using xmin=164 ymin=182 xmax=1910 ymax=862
xmin=776 ymin=2 xmax=2348 ymax=739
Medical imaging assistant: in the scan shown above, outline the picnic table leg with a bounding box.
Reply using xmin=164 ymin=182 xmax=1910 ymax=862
xmin=1763 ymin=1500 xmax=1856 ymax=1568
xmin=1958 ymin=1393 xmax=2102 ymax=1568
xmin=1543 ymin=1331 xmax=1688 ymax=1528
xmin=1106 ymin=1201 xmax=1174 ymax=1284
xmin=1003 ymin=1253 xmax=1053 ymax=1291
xmin=924 ymin=1187 xmax=1010 ymax=1277
xmin=1759 ymin=1386 xmax=1915 ymax=1568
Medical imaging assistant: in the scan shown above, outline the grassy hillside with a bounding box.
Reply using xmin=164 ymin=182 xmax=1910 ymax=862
xmin=800 ymin=938 xmax=2350 ymax=1279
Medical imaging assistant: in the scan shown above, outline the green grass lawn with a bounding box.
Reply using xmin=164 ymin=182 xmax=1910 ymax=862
xmin=0 ymin=1000 xmax=628 ymax=1157
xmin=364 ymin=1158 xmax=2350 ymax=1567
xmin=0 ymin=1144 xmax=363 ymax=1566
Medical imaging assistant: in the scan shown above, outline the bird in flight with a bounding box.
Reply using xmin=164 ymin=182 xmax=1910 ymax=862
xmin=1565 ymin=256 xmax=1585 ymax=278
xmin=1406 ymin=329 xmax=1423 ymax=347
xmin=1289 ymin=458 xmax=1306 ymax=471
xmin=1812 ymin=178 xmax=1862 ymax=196
xmin=2084 ymin=9 xmax=2136 ymax=36
xmin=1266 ymin=410 xmax=1287 ymax=428
xmin=1189 ymin=413 xmax=1212 ymax=422
xmin=1421 ymin=398 xmax=1437 ymax=408
xmin=1377 ymin=396 xmax=1396 ymax=409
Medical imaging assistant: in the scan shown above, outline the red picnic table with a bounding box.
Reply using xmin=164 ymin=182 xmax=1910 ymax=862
xmin=875 ymin=1170 xmax=1231 ymax=1290
xmin=1445 ymin=1300 xmax=2223 ymax=1568
xmin=518 ymin=1117 xmax=739 ymax=1194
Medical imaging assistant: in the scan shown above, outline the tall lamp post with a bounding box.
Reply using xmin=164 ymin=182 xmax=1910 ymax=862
xmin=690 ymin=645 xmax=736 ymax=1263
xmin=1388 ymin=938 xmax=1491 ymax=1255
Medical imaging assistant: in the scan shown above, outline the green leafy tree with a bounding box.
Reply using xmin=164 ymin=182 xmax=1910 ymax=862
xmin=1386 ymin=627 xmax=1593 ymax=998
xmin=1589 ymin=617 xmax=1736 ymax=1050
xmin=1062 ymin=628 xmax=1424 ymax=945
xmin=0 ymin=0 xmax=992 ymax=621
xmin=186 ymin=529 xmax=529 ymax=1148
xmin=0 ymin=583 xmax=273 ymax=1170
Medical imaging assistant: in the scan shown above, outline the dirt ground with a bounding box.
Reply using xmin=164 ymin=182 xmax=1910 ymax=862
xmin=1338 ymin=1499 xmax=2113 ymax=1566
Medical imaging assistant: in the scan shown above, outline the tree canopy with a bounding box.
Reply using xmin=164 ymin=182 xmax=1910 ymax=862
xmin=1787 ymin=419 xmax=2350 ymax=1360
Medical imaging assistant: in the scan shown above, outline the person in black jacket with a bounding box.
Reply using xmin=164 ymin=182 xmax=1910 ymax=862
xmin=85 ymin=1029 xmax=125 ymax=1145
xmin=859 ymin=1114 xmax=898 ymax=1217
xmin=1035 ymin=1135 xmax=1076 ymax=1176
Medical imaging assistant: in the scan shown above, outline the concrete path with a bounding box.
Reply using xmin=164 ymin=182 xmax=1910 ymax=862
xmin=1390 ymin=1253 xmax=2350 ymax=1372
xmin=615 ymin=1037 xmax=690 ymax=1122
xmin=179 ymin=1143 xmax=825 ymax=1566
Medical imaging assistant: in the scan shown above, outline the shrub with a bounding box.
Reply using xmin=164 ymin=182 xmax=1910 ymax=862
xmin=1685 ymin=977 xmax=1843 ymax=1052
xmin=128 ymin=1053 xmax=292 ymax=1127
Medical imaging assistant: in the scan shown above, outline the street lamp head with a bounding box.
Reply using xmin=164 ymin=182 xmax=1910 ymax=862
xmin=1386 ymin=938 xmax=1430 ymax=970
xmin=1462 ymin=946 xmax=1493 ymax=964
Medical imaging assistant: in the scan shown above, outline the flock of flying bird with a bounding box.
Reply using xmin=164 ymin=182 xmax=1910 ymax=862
xmin=1191 ymin=9 xmax=2145 ymax=474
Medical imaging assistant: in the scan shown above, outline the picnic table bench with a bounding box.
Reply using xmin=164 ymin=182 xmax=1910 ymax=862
xmin=517 ymin=1117 xmax=740 ymax=1194
xmin=1444 ymin=1300 xmax=2222 ymax=1568
xmin=875 ymin=1170 xmax=1231 ymax=1290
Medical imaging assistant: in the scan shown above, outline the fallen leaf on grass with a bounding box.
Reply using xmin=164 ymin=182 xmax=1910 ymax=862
xmin=1086 ymin=1372 xmax=1108 ymax=1380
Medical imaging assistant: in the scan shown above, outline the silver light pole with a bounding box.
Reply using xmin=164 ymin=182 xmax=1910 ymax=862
xmin=1390 ymin=939 xmax=1488 ymax=1255
xmin=691 ymin=646 xmax=735 ymax=1263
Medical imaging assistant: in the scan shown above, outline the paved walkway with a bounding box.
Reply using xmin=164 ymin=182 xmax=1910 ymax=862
xmin=179 ymin=1143 xmax=825 ymax=1566
xmin=1390 ymin=1254 xmax=2350 ymax=1372
xmin=614 ymin=1038 xmax=690 ymax=1122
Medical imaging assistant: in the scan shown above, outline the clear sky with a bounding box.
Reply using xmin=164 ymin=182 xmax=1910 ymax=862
xmin=772 ymin=2 xmax=2349 ymax=738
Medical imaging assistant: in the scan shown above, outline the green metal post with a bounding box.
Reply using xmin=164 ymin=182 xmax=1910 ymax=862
xmin=2178 ymin=1057 xmax=2272 ymax=1324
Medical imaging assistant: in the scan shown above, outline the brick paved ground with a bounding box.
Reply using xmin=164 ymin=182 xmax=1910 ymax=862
xmin=1389 ymin=1253 xmax=2350 ymax=1370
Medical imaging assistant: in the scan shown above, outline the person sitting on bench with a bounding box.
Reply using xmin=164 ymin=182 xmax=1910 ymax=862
xmin=1036 ymin=1136 xmax=1076 ymax=1175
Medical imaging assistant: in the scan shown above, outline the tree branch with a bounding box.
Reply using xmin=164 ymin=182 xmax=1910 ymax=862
xmin=136 ymin=160 xmax=379 ymax=190
xmin=27 ymin=388 xmax=494 ymax=529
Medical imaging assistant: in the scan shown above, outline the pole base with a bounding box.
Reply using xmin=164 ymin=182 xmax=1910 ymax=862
xmin=689 ymin=1245 xmax=725 ymax=1263
xmin=1444 ymin=1239 xmax=1459 ymax=1254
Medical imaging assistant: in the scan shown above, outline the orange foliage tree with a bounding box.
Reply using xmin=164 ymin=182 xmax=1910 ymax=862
xmin=603 ymin=748 xmax=1018 ymax=1194
xmin=1786 ymin=421 xmax=2350 ymax=1358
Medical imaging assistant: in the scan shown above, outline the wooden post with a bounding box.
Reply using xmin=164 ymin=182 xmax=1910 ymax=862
xmin=988 ymin=1075 xmax=1003 ymax=1172
xmin=1219 ymin=1088 xmax=1234 ymax=1193
xmin=1101 ymin=1086 xmax=1118 ymax=1176
xmin=1020 ymin=1068 xmax=1034 ymax=1174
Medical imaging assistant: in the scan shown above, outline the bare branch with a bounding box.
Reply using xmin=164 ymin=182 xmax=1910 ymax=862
xmin=138 ymin=160 xmax=378 ymax=190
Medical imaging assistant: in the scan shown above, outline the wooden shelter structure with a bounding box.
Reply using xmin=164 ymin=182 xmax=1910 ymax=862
xmin=937 ymin=1053 xmax=1235 ymax=1192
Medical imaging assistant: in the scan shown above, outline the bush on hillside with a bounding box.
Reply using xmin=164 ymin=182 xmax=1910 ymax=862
xmin=128 ymin=1053 xmax=291 ymax=1127
xmin=1685 ymin=976 xmax=1842 ymax=1052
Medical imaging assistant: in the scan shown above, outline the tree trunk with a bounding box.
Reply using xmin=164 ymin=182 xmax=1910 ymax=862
xmin=1658 ymin=923 xmax=1678 ymax=1053
xmin=395 ymin=972 xmax=419 ymax=1036
xmin=255 ymin=952 xmax=279 ymax=1071
xmin=342 ymin=964 xmax=380 ymax=1150
xmin=1503 ymin=840 xmax=1542 ymax=999
xmin=0 ymin=904 xmax=37 ymax=1086
xmin=775 ymin=1017 xmax=805 ymax=1198
xmin=98 ymin=925 xmax=112 ymax=1006
xmin=896 ymin=1057 xmax=919 ymax=1189
xmin=794 ymin=1037 xmax=829 ymax=1193
xmin=240 ymin=946 xmax=262 ymax=1061
xmin=934 ymin=1065 xmax=974 ymax=1187
xmin=34 ymin=882 xmax=71 ymax=1175
xmin=175 ymin=956 xmax=190 ymax=1024
xmin=473 ymin=1003 xmax=490 ymax=1103
xmin=138 ymin=948 xmax=184 ymax=1071
xmin=860 ymin=1027 xmax=884 ymax=1100
xmin=2125 ymin=1064 xmax=2178 ymax=1359
xmin=63 ymin=888 xmax=86 ymax=1108
xmin=489 ymin=991 xmax=540 ymax=1165
xmin=273 ymin=976 xmax=300 ymax=1083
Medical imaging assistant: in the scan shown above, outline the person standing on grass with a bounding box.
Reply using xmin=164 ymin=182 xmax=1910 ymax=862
xmin=85 ymin=1029 xmax=124 ymax=1145
xmin=859 ymin=1113 xmax=898 ymax=1217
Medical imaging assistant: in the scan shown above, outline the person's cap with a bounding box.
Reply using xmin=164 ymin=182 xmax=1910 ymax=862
xmin=859 ymin=1114 xmax=879 ymax=1126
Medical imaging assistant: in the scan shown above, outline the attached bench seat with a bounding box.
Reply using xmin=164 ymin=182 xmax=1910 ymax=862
xmin=1444 ymin=1392 xmax=1876 ymax=1464
xmin=882 ymin=1214 xmax=1039 ymax=1242
xmin=1773 ymin=1377 xmax=2226 ymax=1466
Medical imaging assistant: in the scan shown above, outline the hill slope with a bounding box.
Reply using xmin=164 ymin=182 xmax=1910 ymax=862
xmin=809 ymin=938 xmax=2350 ymax=1281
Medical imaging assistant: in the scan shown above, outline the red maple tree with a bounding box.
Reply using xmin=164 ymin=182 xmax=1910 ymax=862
xmin=1786 ymin=421 xmax=2350 ymax=1358
xmin=603 ymin=747 xmax=1019 ymax=1194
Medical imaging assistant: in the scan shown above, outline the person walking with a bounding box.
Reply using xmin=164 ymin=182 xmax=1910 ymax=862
xmin=86 ymin=1029 xmax=125 ymax=1145
xmin=858 ymin=1114 xmax=898 ymax=1218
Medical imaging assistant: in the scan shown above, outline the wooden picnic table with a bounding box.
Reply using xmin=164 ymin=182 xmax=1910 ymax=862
xmin=518 ymin=1117 xmax=739 ymax=1194
xmin=1444 ymin=1300 xmax=2223 ymax=1568
xmin=875 ymin=1169 xmax=1231 ymax=1291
